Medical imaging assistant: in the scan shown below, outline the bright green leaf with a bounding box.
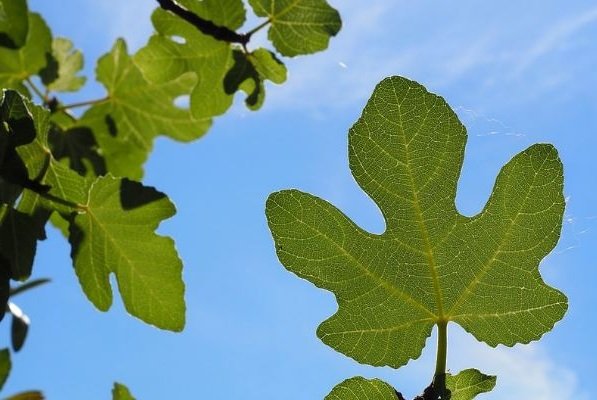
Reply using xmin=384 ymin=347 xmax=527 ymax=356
xmin=135 ymin=0 xmax=245 ymax=119
xmin=0 ymin=0 xmax=28 ymax=49
xmin=326 ymin=377 xmax=399 ymax=400
xmin=0 ymin=13 xmax=52 ymax=94
xmin=0 ymin=348 xmax=10 ymax=390
xmin=445 ymin=369 xmax=496 ymax=400
xmin=39 ymin=37 xmax=86 ymax=92
xmin=69 ymin=175 xmax=185 ymax=331
xmin=79 ymin=39 xmax=210 ymax=179
xmin=248 ymin=0 xmax=341 ymax=56
xmin=112 ymin=382 xmax=136 ymax=400
xmin=265 ymin=76 xmax=567 ymax=369
xmin=249 ymin=48 xmax=287 ymax=84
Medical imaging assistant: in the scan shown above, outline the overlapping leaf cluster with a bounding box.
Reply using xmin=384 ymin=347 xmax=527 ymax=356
xmin=266 ymin=76 xmax=567 ymax=398
xmin=0 ymin=0 xmax=342 ymax=395
xmin=0 ymin=0 xmax=341 ymax=330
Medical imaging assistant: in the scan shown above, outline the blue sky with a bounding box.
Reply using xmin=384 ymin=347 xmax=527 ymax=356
xmin=3 ymin=0 xmax=597 ymax=399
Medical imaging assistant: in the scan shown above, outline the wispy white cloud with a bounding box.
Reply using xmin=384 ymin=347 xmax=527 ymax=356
xmin=514 ymin=6 xmax=597 ymax=75
xmin=449 ymin=328 xmax=587 ymax=400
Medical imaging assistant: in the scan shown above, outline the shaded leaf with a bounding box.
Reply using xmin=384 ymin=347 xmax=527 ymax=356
xmin=112 ymin=383 xmax=135 ymax=400
xmin=0 ymin=207 xmax=46 ymax=280
xmin=0 ymin=13 xmax=52 ymax=94
xmin=265 ymin=76 xmax=567 ymax=369
xmin=0 ymin=0 xmax=28 ymax=49
xmin=8 ymin=302 xmax=29 ymax=351
xmin=39 ymin=37 xmax=86 ymax=92
xmin=248 ymin=0 xmax=341 ymax=56
xmin=69 ymin=175 xmax=185 ymax=331
xmin=79 ymin=39 xmax=210 ymax=179
xmin=0 ymin=258 xmax=9 ymax=322
xmin=326 ymin=377 xmax=400 ymax=400
xmin=4 ymin=391 xmax=44 ymax=400
xmin=0 ymin=348 xmax=10 ymax=390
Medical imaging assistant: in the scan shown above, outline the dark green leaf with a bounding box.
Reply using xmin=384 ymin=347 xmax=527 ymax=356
xmin=266 ymin=76 xmax=567 ymax=369
xmin=0 ymin=348 xmax=10 ymax=390
xmin=8 ymin=302 xmax=29 ymax=351
xmin=248 ymin=0 xmax=341 ymax=56
xmin=4 ymin=391 xmax=44 ymax=400
xmin=0 ymin=0 xmax=28 ymax=49
xmin=69 ymin=176 xmax=185 ymax=331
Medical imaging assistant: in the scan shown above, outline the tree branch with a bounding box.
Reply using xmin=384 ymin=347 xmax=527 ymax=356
xmin=156 ymin=0 xmax=249 ymax=45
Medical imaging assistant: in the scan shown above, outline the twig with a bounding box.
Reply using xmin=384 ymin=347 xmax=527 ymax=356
xmin=156 ymin=0 xmax=249 ymax=45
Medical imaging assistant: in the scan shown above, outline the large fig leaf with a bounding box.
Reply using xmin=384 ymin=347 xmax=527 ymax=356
xmin=248 ymin=0 xmax=341 ymax=56
xmin=266 ymin=76 xmax=567 ymax=369
xmin=78 ymin=39 xmax=210 ymax=179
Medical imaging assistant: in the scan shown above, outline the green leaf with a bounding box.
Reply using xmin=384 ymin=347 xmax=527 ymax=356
xmin=0 ymin=348 xmax=10 ymax=390
xmin=248 ymin=0 xmax=341 ymax=56
xmin=0 ymin=207 xmax=45 ymax=280
xmin=112 ymin=382 xmax=135 ymax=400
xmin=4 ymin=392 xmax=44 ymax=400
xmin=249 ymin=48 xmax=287 ymax=84
xmin=39 ymin=37 xmax=86 ymax=92
xmin=326 ymin=377 xmax=399 ymax=400
xmin=135 ymin=0 xmax=246 ymax=119
xmin=444 ymin=369 xmax=496 ymax=400
xmin=79 ymin=39 xmax=210 ymax=179
xmin=265 ymin=76 xmax=567 ymax=369
xmin=0 ymin=13 xmax=52 ymax=94
xmin=69 ymin=175 xmax=185 ymax=331
xmin=8 ymin=302 xmax=29 ymax=352
xmin=0 ymin=0 xmax=28 ymax=49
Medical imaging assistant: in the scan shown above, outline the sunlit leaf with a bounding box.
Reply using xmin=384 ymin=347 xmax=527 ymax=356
xmin=0 ymin=13 xmax=51 ymax=95
xmin=266 ymin=76 xmax=567 ymax=370
xmin=69 ymin=175 xmax=185 ymax=331
xmin=326 ymin=377 xmax=399 ymax=400
xmin=79 ymin=39 xmax=210 ymax=179
xmin=112 ymin=382 xmax=135 ymax=400
xmin=248 ymin=0 xmax=341 ymax=56
xmin=39 ymin=37 xmax=86 ymax=92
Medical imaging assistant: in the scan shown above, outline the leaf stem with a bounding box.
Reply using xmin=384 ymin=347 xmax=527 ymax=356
xmin=25 ymin=78 xmax=48 ymax=103
xmin=10 ymin=278 xmax=51 ymax=297
xmin=54 ymin=97 xmax=110 ymax=112
xmin=245 ymin=19 xmax=272 ymax=38
xmin=434 ymin=320 xmax=448 ymax=377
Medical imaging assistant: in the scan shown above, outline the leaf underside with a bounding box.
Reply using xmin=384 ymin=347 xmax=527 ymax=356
xmin=266 ymin=76 xmax=567 ymax=369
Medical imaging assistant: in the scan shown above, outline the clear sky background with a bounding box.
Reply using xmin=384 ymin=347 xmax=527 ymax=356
xmin=3 ymin=1 xmax=597 ymax=399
